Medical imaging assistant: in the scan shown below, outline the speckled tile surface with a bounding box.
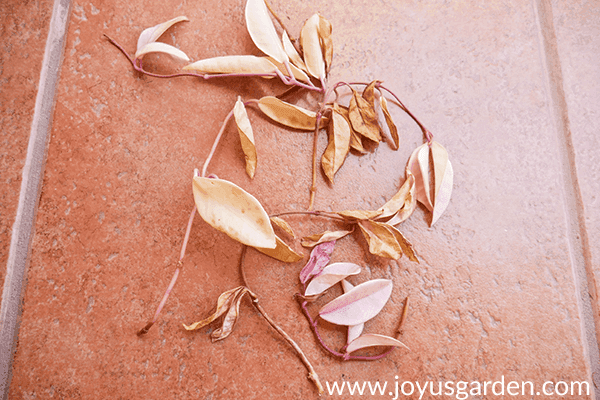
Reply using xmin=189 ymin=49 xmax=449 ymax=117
xmin=4 ymin=0 xmax=599 ymax=399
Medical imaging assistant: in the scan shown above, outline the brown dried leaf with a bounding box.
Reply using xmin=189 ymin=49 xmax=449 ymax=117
xmin=245 ymin=0 xmax=288 ymax=63
xmin=387 ymin=224 xmax=419 ymax=262
xmin=362 ymin=80 xmax=379 ymax=107
xmin=321 ymin=106 xmax=351 ymax=183
xmin=233 ymin=97 xmax=257 ymax=179
xmin=375 ymin=169 xmax=416 ymax=223
xmin=281 ymin=30 xmax=307 ymax=72
xmin=337 ymin=209 xmax=383 ymax=221
xmin=211 ymin=287 xmax=253 ymax=341
xmin=182 ymin=287 xmax=240 ymax=331
xmin=270 ymin=216 xmax=295 ymax=238
xmin=134 ymin=42 xmax=190 ymax=62
xmin=300 ymin=13 xmax=325 ymax=80
xmin=299 ymin=240 xmax=336 ymax=284
xmin=319 ymin=279 xmax=393 ymax=326
xmin=258 ymin=96 xmax=317 ymax=130
xmin=377 ymin=92 xmax=399 ymax=150
xmin=254 ymin=235 xmax=303 ymax=263
xmin=183 ymin=55 xmax=277 ymax=76
xmin=192 ymin=177 xmax=276 ymax=249
xmin=335 ymin=104 xmax=365 ymax=153
xmin=137 ymin=16 xmax=189 ymax=53
xmin=346 ymin=333 xmax=409 ymax=354
xmin=301 ymin=229 xmax=353 ymax=247
xmin=348 ymin=89 xmax=381 ymax=142
xmin=358 ymin=220 xmax=402 ymax=260
xmin=317 ymin=15 xmax=333 ymax=74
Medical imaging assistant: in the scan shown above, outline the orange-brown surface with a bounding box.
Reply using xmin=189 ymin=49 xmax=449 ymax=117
xmin=5 ymin=0 xmax=599 ymax=399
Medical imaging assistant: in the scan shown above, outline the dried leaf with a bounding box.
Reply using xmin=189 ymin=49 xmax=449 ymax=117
xmin=387 ymin=224 xmax=419 ymax=262
xmin=258 ymin=96 xmax=317 ymax=130
xmin=183 ymin=287 xmax=240 ymax=331
xmin=346 ymin=333 xmax=409 ymax=354
xmin=137 ymin=16 xmax=189 ymax=52
xmin=317 ymin=15 xmax=333 ymax=73
xmin=430 ymin=142 xmax=453 ymax=226
xmin=321 ymin=106 xmax=351 ymax=183
xmin=255 ymin=235 xmax=303 ymax=263
xmin=267 ymin=56 xmax=311 ymax=83
xmin=375 ymin=169 xmax=416 ymax=223
xmin=341 ymin=280 xmax=364 ymax=344
xmin=192 ymin=177 xmax=276 ymax=249
xmin=358 ymin=220 xmax=402 ymax=260
xmin=407 ymin=143 xmax=433 ymax=211
xmin=348 ymin=89 xmax=381 ymax=142
xmin=299 ymin=241 xmax=336 ymax=284
xmin=233 ymin=97 xmax=257 ymax=179
xmin=362 ymin=81 xmax=379 ymax=107
xmin=301 ymin=229 xmax=353 ymax=247
xmin=319 ymin=279 xmax=393 ymax=326
xmin=270 ymin=216 xmax=295 ymax=238
xmin=337 ymin=209 xmax=383 ymax=221
xmin=245 ymin=0 xmax=288 ymax=63
xmin=183 ymin=55 xmax=277 ymax=76
xmin=305 ymin=262 xmax=361 ymax=297
xmin=335 ymin=104 xmax=365 ymax=153
xmin=134 ymin=42 xmax=190 ymax=62
xmin=282 ymin=30 xmax=307 ymax=72
xmin=300 ymin=13 xmax=325 ymax=80
xmin=211 ymin=287 xmax=251 ymax=341
xmin=376 ymin=92 xmax=399 ymax=150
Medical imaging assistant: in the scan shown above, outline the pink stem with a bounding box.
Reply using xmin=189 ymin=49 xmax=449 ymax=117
xmin=201 ymin=108 xmax=235 ymax=178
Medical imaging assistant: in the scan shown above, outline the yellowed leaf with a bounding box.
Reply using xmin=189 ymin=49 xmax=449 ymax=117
xmin=321 ymin=106 xmax=351 ymax=183
xmin=377 ymin=92 xmax=399 ymax=150
xmin=245 ymin=0 xmax=288 ymax=63
xmin=337 ymin=209 xmax=383 ymax=221
xmin=348 ymin=89 xmax=381 ymax=142
xmin=300 ymin=13 xmax=325 ymax=80
xmin=254 ymin=235 xmax=303 ymax=263
xmin=258 ymin=96 xmax=317 ymax=130
xmin=281 ymin=30 xmax=307 ymax=72
xmin=233 ymin=97 xmax=257 ymax=179
xmin=387 ymin=224 xmax=419 ymax=262
xmin=362 ymin=81 xmax=379 ymax=107
xmin=270 ymin=216 xmax=295 ymax=238
xmin=336 ymin=104 xmax=365 ymax=153
xmin=375 ymin=169 xmax=416 ymax=223
xmin=134 ymin=42 xmax=190 ymax=62
xmin=358 ymin=220 xmax=402 ymax=260
xmin=137 ymin=16 xmax=189 ymax=52
xmin=301 ymin=229 xmax=353 ymax=247
xmin=183 ymin=55 xmax=277 ymax=76
xmin=192 ymin=177 xmax=276 ymax=249
xmin=317 ymin=15 xmax=333 ymax=74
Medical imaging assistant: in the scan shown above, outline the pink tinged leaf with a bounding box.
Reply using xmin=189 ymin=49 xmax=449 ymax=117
xmin=345 ymin=333 xmax=409 ymax=354
xmin=431 ymin=159 xmax=453 ymax=226
xmin=245 ymin=0 xmax=288 ymax=63
xmin=341 ymin=279 xmax=364 ymax=344
xmin=304 ymin=262 xmax=361 ymax=297
xmin=137 ymin=16 xmax=189 ymax=52
xmin=407 ymin=143 xmax=433 ymax=211
xmin=319 ymin=279 xmax=393 ymax=326
xmin=299 ymin=240 xmax=336 ymax=284
xmin=134 ymin=42 xmax=190 ymax=62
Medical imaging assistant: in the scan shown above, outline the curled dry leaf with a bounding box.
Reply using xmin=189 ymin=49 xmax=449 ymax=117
xmin=349 ymin=89 xmax=381 ymax=142
xmin=300 ymin=13 xmax=326 ymax=80
xmin=192 ymin=177 xmax=276 ymax=249
xmin=183 ymin=55 xmax=277 ymax=76
xmin=374 ymin=169 xmax=416 ymax=225
xmin=335 ymin=104 xmax=365 ymax=153
xmin=270 ymin=216 xmax=295 ymax=238
xmin=407 ymin=141 xmax=453 ymax=226
xmin=346 ymin=333 xmax=409 ymax=354
xmin=245 ymin=0 xmax=288 ymax=63
xmin=233 ymin=97 xmax=257 ymax=179
xmin=358 ymin=220 xmax=418 ymax=262
xmin=341 ymin=279 xmax=364 ymax=344
xmin=376 ymin=90 xmax=399 ymax=150
xmin=304 ymin=262 xmax=361 ymax=298
xmin=258 ymin=96 xmax=317 ymax=130
xmin=299 ymin=240 xmax=336 ymax=284
xmin=134 ymin=42 xmax=190 ymax=62
xmin=282 ymin=30 xmax=307 ymax=72
xmin=136 ymin=16 xmax=189 ymax=58
xmin=319 ymin=279 xmax=393 ymax=326
xmin=337 ymin=209 xmax=383 ymax=221
xmin=301 ymin=229 xmax=353 ymax=247
xmin=321 ymin=106 xmax=351 ymax=183
xmin=255 ymin=235 xmax=303 ymax=263
xmin=183 ymin=287 xmax=240 ymax=331
xmin=317 ymin=15 xmax=333 ymax=74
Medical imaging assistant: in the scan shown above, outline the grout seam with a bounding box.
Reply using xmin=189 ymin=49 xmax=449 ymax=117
xmin=533 ymin=0 xmax=600 ymax=397
xmin=0 ymin=0 xmax=72 ymax=398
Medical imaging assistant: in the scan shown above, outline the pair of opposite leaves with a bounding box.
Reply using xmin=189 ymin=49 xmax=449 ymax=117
xmin=133 ymin=0 xmax=331 ymax=82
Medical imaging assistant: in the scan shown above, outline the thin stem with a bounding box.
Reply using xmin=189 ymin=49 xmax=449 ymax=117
xmin=308 ymin=111 xmax=323 ymax=210
xmin=202 ymin=107 xmax=235 ymax=178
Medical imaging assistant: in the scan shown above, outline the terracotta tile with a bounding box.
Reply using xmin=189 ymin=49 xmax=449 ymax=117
xmin=8 ymin=0 xmax=598 ymax=398
xmin=0 ymin=0 xmax=54 ymax=299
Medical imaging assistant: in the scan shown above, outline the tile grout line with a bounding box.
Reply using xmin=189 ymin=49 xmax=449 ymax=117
xmin=0 ymin=0 xmax=72 ymax=398
xmin=533 ymin=0 xmax=600 ymax=396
